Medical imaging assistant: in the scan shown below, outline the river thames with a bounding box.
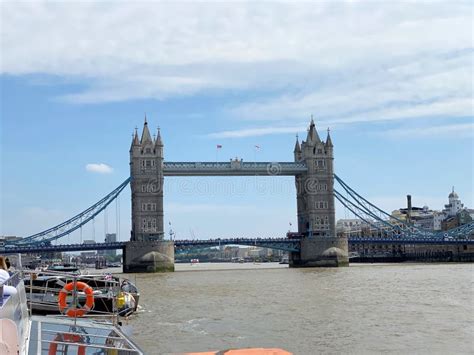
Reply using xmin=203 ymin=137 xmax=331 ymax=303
xmin=120 ymin=263 xmax=473 ymax=354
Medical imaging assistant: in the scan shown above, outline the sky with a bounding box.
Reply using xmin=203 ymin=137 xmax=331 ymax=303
xmin=1 ymin=1 xmax=473 ymax=243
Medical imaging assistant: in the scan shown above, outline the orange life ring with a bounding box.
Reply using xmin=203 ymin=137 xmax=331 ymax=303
xmin=58 ymin=281 xmax=94 ymax=317
xmin=48 ymin=333 xmax=85 ymax=355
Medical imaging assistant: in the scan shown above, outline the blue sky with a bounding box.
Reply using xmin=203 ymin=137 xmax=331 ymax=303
xmin=1 ymin=1 xmax=472 ymax=242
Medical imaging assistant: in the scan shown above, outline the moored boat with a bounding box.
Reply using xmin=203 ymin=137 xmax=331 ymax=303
xmin=0 ymin=271 xmax=144 ymax=354
xmin=24 ymin=271 xmax=140 ymax=317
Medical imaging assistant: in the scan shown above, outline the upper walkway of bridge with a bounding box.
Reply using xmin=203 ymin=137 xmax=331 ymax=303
xmin=163 ymin=161 xmax=307 ymax=176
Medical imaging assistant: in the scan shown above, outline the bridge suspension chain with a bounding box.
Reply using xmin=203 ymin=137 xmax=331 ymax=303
xmin=15 ymin=178 xmax=131 ymax=245
xmin=334 ymin=190 xmax=394 ymax=233
xmin=334 ymin=175 xmax=424 ymax=234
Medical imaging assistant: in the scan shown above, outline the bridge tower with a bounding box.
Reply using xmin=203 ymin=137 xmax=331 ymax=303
xmin=124 ymin=118 xmax=174 ymax=272
xmin=130 ymin=118 xmax=164 ymax=241
xmin=291 ymin=119 xmax=348 ymax=267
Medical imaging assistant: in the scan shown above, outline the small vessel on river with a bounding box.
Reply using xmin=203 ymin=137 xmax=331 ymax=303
xmin=0 ymin=270 xmax=144 ymax=354
xmin=24 ymin=270 xmax=140 ymax=317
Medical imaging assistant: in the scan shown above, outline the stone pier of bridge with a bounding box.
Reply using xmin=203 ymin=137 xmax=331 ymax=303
xmin=123 ymin=241 xmax=174 ymax=272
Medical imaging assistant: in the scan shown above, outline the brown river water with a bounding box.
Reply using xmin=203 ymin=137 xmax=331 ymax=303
xmin=113 ymin=263 xmax=474 ymax=354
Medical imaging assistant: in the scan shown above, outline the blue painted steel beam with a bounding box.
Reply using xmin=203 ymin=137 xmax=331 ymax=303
xmin=0 ymin=242 xmax=128 ymax=254
xmin=348 ymin=237 xmax=474 ymax=245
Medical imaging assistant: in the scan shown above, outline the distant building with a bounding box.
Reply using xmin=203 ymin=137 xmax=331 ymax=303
xmin=468 ymin=209 xmax=474 ymax=220
xmin=433 ymin=212 xmax=445 ymax=231
xmin=238 ymin=247 xmax=251 ymax=258
xmin=457 ymin=210 xmax=473 ymax=226
xmin=391 ymin=205 xmax=436 ymax=230
xmin=442 ymin=216 xmax=458 ymax=231
xmin=411 ymin=207 xmax=436 ymax=230
xmin=443 ymin=188 xmax=464 ymax=217
xmin=81 ymin=251 xmax=97 ymax=258
xmin=336 ymin=219 xmax=368 ymax=236
xmin=81 ymin=240 xmax=97 ymax=258
xmin=0 ymin=235 xmax=23 ymax=243
xmin=105 ymin=233 xmax=117 ymax=257
xmin=440 ymin=189 xmax=472 ymax=230
xmin=247 ymin=247 xmax=268 ymax=258
xmin=223 ymin=246 xmax=240 ymax=259
xmin=390 ymin=188 xmax=471 ymax=232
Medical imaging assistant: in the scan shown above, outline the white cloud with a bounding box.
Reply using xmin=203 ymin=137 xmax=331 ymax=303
xmin=1 ymin=2 xmax=472 ymax=131
xmin=85 ymin=163 xmax=113 ymax=174
xmin=207 ymin=125 xmax=305 ymax=138
xmin=230 ymin=53 xmax=473 ymax=123
xmin=381 ymin=122 xmax=474 ymax=139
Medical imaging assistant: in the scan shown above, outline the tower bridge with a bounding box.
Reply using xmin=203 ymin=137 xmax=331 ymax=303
xmin=3 ymin=117 xmax=473 ymax=272
xmin=127 ymin=118 xmax=345 ymax=271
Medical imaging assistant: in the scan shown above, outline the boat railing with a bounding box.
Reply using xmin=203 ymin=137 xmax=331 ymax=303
xmin=22 ymin=269 xmax=125 ymax=326
xmin=34 ymin=317 xmax=144 ymax=354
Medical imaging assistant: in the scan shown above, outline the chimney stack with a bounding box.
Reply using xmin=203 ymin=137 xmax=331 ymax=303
xmin=407 ymin=195 xmax=412 ymax=224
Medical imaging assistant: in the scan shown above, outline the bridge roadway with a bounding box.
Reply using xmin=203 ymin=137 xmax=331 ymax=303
xmin=1 ymin=237 xmax=473 ymax=254
xmin=163 ymin=161 xmax=308 ymax=176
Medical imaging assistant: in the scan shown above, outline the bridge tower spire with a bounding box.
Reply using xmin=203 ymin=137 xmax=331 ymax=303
xmin=325 ymin=128 xmax=333 ymax=148
xmin=155 ymin=127 xmax=163 ymax=154
xmin=130 ymin=128 xmax=140 ymax=152
xmin=294 ymin=134 xmax=302 ymax=161
xmin=306 ymin=115 xmax=321 ymax=144
xmin=140 ymin=117 xmax=153 ymax=144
